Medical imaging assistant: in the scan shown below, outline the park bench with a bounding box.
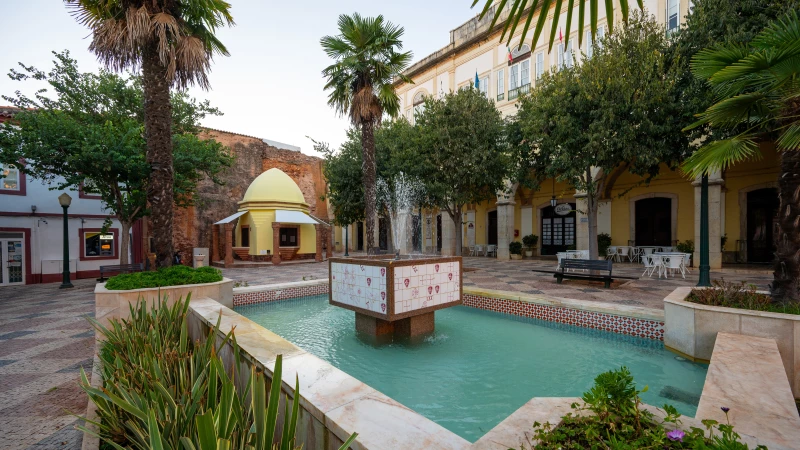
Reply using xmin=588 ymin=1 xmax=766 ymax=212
xmin=532 ymin=259 xmax=637 ymax=288
xmin=98 ymin=263 xmax=144 ymax=282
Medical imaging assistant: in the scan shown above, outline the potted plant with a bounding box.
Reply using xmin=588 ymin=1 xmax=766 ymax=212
xmin=522 ymin=234 xmax=539 ymax=257
xmin=509 ymin=241 xmax=523 ymax=260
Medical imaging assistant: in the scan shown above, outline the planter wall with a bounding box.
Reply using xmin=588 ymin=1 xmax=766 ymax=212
xmin=94 ymin=278 xmax=234 ymax=327
xmin=664 ymin=286 xmax=800 ymax=397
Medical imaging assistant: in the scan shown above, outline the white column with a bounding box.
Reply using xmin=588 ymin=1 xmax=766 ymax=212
xmin=496 ymin=181 xmax=518 ymax=259
xmin=694 ymin=172 xmax=724 ymax=270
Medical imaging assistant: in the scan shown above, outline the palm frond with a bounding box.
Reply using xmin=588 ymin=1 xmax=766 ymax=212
xmin=776 ymin=123 xmax=800 ymax=151
xmin=682 ymin=135 xmax=761 ymax=178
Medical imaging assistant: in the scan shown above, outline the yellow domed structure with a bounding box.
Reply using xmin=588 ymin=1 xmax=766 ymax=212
xmin=241 ymin=168 xmax=308 ymax=209
xmin=210 ymin=168 xmax=329 ymax=266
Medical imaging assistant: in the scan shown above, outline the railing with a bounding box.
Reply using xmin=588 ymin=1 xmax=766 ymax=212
xmin=497 ymin=93 xmax=504 ymax=102
xmin=507 ymin=83 xmax=531 ymax=101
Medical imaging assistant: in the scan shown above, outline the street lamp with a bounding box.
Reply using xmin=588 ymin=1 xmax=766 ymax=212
xmin=550 ymin=178 xmax=558 ymax=208
xmin=58 ymin=193 xmax=73 ymax=289
xmin=697 ymin=174 xmax=711 ymax=287
xmin=344 ymin=224 xmax=349 ymax=257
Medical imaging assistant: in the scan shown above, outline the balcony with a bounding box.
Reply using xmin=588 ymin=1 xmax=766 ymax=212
xmin=507 ymin=83 xmax=531 ymax=101
xmin=497 ymin=93 xmax=504 ymax=102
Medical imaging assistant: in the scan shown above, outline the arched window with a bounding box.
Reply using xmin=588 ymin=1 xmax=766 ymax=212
xmin=413 ymin=91 xmax=426 ymax=106
xmin=510 ymin=44 xmax=531 ymax=60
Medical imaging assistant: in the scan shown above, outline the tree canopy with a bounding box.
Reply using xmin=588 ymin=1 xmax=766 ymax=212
xmin=0 ymin=51 xmax=234 ymax=264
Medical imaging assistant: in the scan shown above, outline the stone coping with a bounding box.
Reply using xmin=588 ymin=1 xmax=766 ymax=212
xmin=696 ymin=332 xmax=800 ymax=450
xmin=189 ymin=296 xmax=471 ymax=450
xmin=232 ymin=278 xmax=327 ymax=295
xmin=464 ymin=286 xmax=664 ymax=322
xmin=664 ymin=286 xmax=800 ymax=321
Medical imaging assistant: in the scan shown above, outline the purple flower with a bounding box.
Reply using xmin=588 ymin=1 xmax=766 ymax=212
xmin=667 ymin=429 xmax=685 ymax=442
xmin=721 ymin=407 xmax=730 ymax=413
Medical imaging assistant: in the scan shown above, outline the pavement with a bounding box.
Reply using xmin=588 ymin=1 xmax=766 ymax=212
xmin=0 ymin=279 xmax=96 ymax=450
xmin=0 ymin=255 xmax=773 ymax=449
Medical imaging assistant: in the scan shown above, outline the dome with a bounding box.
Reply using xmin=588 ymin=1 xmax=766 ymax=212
xmin=241 ymin=168 xmax=307 ymax=206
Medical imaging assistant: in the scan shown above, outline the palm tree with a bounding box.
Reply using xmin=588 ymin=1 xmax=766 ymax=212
xmin=321 ymin=14 xmax=413 ymax=253
xmin=683 ymin=11 xmax=800 ymax=303
xmin=471 ymin=0 xmax=643 ymax=50
xmin=65 ymin=0 xmax=234 ymax=267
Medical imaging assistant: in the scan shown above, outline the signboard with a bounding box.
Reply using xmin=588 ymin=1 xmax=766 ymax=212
xmin=100 ymin=234 xmax=114 ymax=240
xmin=554 ymin=204 xmax=572 ymax=216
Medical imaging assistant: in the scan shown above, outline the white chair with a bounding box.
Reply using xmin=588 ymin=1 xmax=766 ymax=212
xmin=606 ymin=246 xmax=618 ymax=261
xmin=643 ymin=254 xmax=664 ymax=278
xmin=640 ymin=247 xmax=655 ymax=262
xmin=681 ymin=253 xmax=691 ymax=274
xmin=664 ymin=255 xmax=685 ymax=278
xmin=468 ymin=245 xmax=476 ymax=256
xmin=556 ymin=252 xmax=567 ymax=269
xmin=475 ymin=244 xmax=484 ymax=256
xmin=617 ymin=246 xmax=630 ymax=263
xmin=486 ymin=244 xmax=497 ymax=257
xmin=630 ymin=247 xmax=641 ymax=263
xmin=579 ymin=250 xmax=589 ymax=259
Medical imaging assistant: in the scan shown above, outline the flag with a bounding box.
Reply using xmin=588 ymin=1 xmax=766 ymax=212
xmin=507 ymin=46 xmax=513 ymax=62
xmin=559 ymin=28 xmax=563 ymax=43
xmin=475 ymin=71 xmax=480 ymax=89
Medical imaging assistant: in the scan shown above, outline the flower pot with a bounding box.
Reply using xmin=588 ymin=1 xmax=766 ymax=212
xmin=510 ymin=254 xmax=522 ymax=260
xmin=524 ymin=250 xmax=533 ymax=257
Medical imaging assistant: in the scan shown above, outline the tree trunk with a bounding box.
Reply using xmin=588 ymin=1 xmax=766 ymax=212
xmin=361 ymin=120 xmax=377 ymax=253
xmin=449 ymin=206 xmax=463 ymax=257
xmin=119 ymin=220 xmax=131 ymax=265
xmin=142 ymin=44 xmax=175 ymax=268
xmin=586 ymin=193 xmax=600 ymax=260
xmin=772 ymin=150 xmax=800 ymax=304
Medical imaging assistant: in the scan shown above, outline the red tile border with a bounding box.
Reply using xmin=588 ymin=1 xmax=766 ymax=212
xmin=232 ymin=285 xmax=663 ymax=341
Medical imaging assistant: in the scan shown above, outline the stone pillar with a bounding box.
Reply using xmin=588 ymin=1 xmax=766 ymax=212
xmin=440 ymin=213 xmax=456 ymax=256
xmin=211 ymin=225 xmax=220 ymax=262
xmin=326 ymin=226 xmax=333 ymax=258
xmin=223 ymin=223 xmax=234 ymax=267
xmin=496 ymin=181 xmax=518 ymax=260
xmin=314 ymin=224 xmax=323 ymax=262
xmin=271 ymin=222 xmax=282 ymax=265
xmin=694 ymin=172 xmax=724 ymax=270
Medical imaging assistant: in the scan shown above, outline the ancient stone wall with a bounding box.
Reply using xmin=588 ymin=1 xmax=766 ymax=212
xmin=169 ymin=128 xmax=328 ymax=263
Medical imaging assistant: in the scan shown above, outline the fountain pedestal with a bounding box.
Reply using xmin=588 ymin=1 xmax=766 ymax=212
xmin=329 ymin=256 xmax=462 ymax=340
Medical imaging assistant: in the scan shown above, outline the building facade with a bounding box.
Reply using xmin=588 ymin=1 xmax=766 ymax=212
xmin=334 ymin=0 xmax=781 ymax=269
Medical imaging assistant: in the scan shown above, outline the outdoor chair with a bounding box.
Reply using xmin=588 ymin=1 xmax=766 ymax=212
xmin=475 ymin=244 xmax=484 ymax=256
xmin=682 ymin=253 xmax=691 ymax=274
xmin=617 ymin=246 xmax=631 ymax=263
xmin=556 ymin=252 xmax=567 ymax=269
xmin=664 ymin=255 xmax=685 ymax=278
xmin=643 ymin=254 xmax=664 ymax=278
xmin=606 ymin=246 xmax=618 ymax=261
xmin=468 ymin=245 xmax=476 ymax=256
xmin=486 ymin=244 xmax=497 ymax=257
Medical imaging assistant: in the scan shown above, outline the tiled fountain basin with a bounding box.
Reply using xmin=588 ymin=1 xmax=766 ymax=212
xmin=329 ymin=256 xmax=462 ymax=320
xmin=663 ymin=286 xmax=800 ymax=397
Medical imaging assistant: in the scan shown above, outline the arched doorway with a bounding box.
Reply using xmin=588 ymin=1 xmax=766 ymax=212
xmin=436 ymin=214 xmax=442 ymax=253
xmin=635 ymin=197 xmax=672 ymax=246
xmin=747 ymin=188 xmax=779 ymax=263
xmin=356 ymin=222 xmax=364 ymax=251
xmin=487 ymin=210 xmax=498 ymax=247
xmin=540 ymin=203 xmax=576 ymax=255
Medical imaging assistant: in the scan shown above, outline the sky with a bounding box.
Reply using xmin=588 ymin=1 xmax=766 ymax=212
xmin=0 ymin=1 xmax=482 ymax=157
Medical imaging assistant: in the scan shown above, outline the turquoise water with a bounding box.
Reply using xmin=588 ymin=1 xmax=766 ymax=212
xmin=236 ymin=295 xmax=707 ymax=442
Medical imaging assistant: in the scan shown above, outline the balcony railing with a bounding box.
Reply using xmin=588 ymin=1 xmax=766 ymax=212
xmin=507 ymin=83 xmax=531 ymax=101
xmin=497 ymin=93 xmax=504 ymax=102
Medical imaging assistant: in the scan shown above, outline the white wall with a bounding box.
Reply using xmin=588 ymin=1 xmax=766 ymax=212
xmin=455 ymin=50 xmax=493 ymax=87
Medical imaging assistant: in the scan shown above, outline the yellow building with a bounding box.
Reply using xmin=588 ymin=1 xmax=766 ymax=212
xmin=214 ymin=168 xmax=328 ymax=265
xmin=334 ymin=0 xmax=781 ymax=269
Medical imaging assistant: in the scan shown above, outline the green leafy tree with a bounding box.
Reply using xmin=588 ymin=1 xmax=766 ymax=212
xmin=410 ymin=88 xmax=508 ymax=256
xmin=316 ymin=129 xmax=365 ymax=228
xmin=682 ymin=11 xmax=800 ymax=303
xmin=471 ymin=0 xmax=643 ymax=50
xmin=515 ymin=12 xmax=687 ymax=259
xmin=321 ymin=13 xmax=413 ymax=252
xmin=66 ymin=0 xmax=234 ymax=267
xmin=0 ymin=52 xmax=233 ymax=265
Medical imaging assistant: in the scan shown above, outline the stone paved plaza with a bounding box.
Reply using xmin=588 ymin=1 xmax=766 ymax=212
xmin=0 ymin=279 xmax=96 ymax=450
xmin=0 ymin=256 xmax=773 ymax=449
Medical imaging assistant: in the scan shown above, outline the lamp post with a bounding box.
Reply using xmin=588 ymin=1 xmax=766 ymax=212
xmin=697 ymin=174 xmax=711 ymax=287
xmin=58 ymin=193 xmax=73 ymax=289
xmin=550 ymin=178 xmax=558 ymax=208
xmin=344 ymin=224 xmax=349 ymax=257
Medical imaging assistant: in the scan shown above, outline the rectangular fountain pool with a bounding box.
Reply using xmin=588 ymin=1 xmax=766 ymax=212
xmin=236 ymin=294 xmax=707 ymax=443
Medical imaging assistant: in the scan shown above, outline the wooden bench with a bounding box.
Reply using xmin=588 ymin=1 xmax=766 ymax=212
xmin=98 ymin=263 xmax=144 ymax=282
xmin=532 ymin=259 xmax=637 ymax=288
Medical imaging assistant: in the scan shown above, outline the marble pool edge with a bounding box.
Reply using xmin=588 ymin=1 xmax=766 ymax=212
xmin=231 ymin=281 xmax=665 ymax=341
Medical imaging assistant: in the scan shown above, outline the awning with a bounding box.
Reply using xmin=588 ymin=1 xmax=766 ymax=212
xmin=275 ymin=210 xmax=319 ymax=224
xmin=214 ymin=210 xmax=247 ymax=225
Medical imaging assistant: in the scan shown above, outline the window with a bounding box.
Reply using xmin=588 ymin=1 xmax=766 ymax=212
xmin=586 ymin=30 xmax=593 ymax=58
xmin=279 ymin=227 xmax=298 ymax=247
xmin=509 ymin=64 xmax=519 ymax=90
xmin=520 ymin=60 xmax=530 ymax=87
xmin=535 ymin=52 xmax=544 ymax=80
xmin=241 ymin=227 xmax=250 ymax=247
xmin=496 ymin=69 xmax=505 ymax=101
xmin=667 ymin=0 xmax=679 ymax=33
xmin=509 ymin=44 xmax=531 ymax=60
xmin=84 ymin=232 xmax=115 ymax=257
xmin=558 ymin=41 xmax=574 ymax=69
xmin=480 ymin=76 xmax=489 ymax=98
xmin=1 ymin=164 xmax=19 ymax=191
xmin=79 ymin=179 xmax=102 ymax=199
xmin=585 ymin=27 xmax=604 ymax=58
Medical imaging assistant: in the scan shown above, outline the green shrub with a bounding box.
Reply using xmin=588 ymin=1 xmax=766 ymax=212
xmin=597 ymin=233 xmax=612 ymax=256
xmin=80 ymin=295 xmax=357 ymax=450
xmin=530 ymin=367 xmax=760 ymax=449
xmin=688 ymin=279 xmax=800 ymax=315
xmin=522 ymin=234 xmax=539 ymax=249
xmin=104 ymin=265 xmax=223 ymax=290
xmin=676 ymin=240 xmax=695 ymax=254
xmin=509 ymin=241 xmax=523 ymax=255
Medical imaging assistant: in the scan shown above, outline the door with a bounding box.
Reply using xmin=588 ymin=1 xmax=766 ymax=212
xmin=635 ymin=198 xmax=672 ymax=246
xmin=436 ymin=215 xmax=442 ymax=252
xmin=356 ymin=222 xmax=364 ymax=251
xmin=0 ymin=233 xmax=25 ymax=286
xmin=412 ymin=214 xmax=421 ymax=252
xmin=747 ymin=188 xmax=779 ymax=263
xmin=378 ymin=218 xmax=389 ymax=251
xmin=487 ymin=211 xmax=498 ymax=246
xmin=540 ymin=204 xmax=576 ymax=255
